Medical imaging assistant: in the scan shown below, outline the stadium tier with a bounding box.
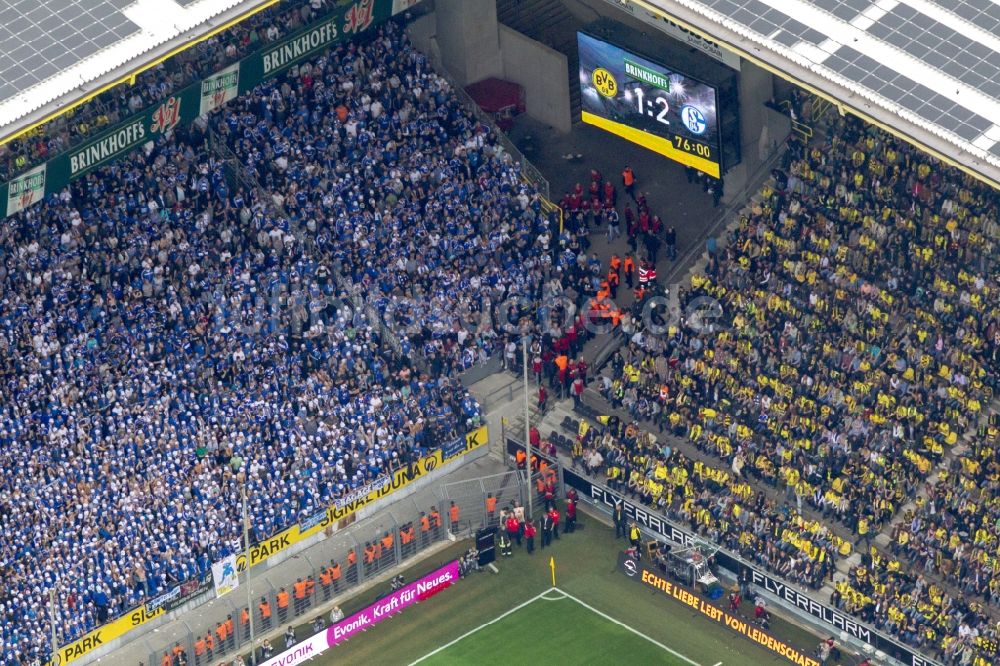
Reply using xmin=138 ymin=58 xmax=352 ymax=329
xmin=590 ymin=117 xmax=1000 ymax=660
xmin=0 ymin=1 xmax=998 ymax=666
xmin=0 ymin=17 xmax=509 ymax=665
xmin=0 ymin=0 xmax=296 ymax=185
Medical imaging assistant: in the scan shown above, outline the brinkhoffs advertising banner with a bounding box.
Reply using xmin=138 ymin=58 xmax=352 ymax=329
xmin=5 ymin=164 xmax=46 ymax=216
xmin=50 ymin=423 xmax=484 ymax=665
xmin=9 ymin=0 xmax=408 ymax=224
xmin=260 ymin=559 xmax=459 ymax=666
xmin=199 ymin=62 xmax=241 ymax=116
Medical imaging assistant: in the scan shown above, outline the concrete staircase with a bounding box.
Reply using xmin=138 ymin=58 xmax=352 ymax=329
xmin=496 ymin=0 xmax=583 ymax=121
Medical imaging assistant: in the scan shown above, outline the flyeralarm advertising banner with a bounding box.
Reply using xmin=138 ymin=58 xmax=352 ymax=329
xmin=506 ymin=434 xmax=940 ymax=666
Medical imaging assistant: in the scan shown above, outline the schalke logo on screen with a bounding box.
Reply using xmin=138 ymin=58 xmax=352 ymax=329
xmin=592 ymin=67 xmax=618 ymax=98
xmin=680 ymin=105 xmax=708 ymax=135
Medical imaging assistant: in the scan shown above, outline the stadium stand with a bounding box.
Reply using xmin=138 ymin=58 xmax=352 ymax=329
xmin=0 ymin=0 xmax=335 ymax=184
xmin=592 ymin=114 xmax=1000 ymax=662
xmin=0 ymin=19 xmax=516 ymax=664
xmin=574 ymin=415 xmax=844 ymax=589
xmin=3 ymin=1 xmax=1000 ymax=665
xmin=213 ymin=28 xmax=568 ymax=376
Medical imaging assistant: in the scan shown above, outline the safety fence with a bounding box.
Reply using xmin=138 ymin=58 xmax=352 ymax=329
xmin=438 ymin=469 xmax=526 ymax=531
xmin=141 ymin=470 xmax=534 ymax=666
xmin=143 ymin=497 xmax=432 ymax=666
xmin=56 ymin=426 xmax=487 ymax=666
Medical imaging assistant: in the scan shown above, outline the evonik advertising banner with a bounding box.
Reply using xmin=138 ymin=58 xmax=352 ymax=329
xmin=326 ymin=558 xmax=458 ymax=646
xmin=259 ymin=559 xmax=460 ymax=666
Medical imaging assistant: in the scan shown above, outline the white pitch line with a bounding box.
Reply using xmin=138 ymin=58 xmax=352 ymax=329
xmin=407 ymin=589 xmax=555 ymax=665
xmin=409 ymin=587 xmax=704 ymax=666
xmin=540 ymin=589 xmax=567 ymax=601
xmin=556 ymin=588 xmax=703 ymax=666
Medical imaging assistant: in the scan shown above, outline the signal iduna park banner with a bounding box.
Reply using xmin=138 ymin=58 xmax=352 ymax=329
xmin=51 ymin=424 xmax=487 ymax=666
xmin=577 ymin=31 xmax=721 ymax=178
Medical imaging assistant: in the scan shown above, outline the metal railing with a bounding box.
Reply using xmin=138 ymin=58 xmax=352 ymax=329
xmin=208 ymin=128 xmax=287 ymax=218
xmin=778 ymin=99 xmax=814 ymax=143
xmin=144 ymin=498 xmax=431 ymax=666
xmin=439 ymin=469 xmax=528 ymax=529
xmin=143 ymin=472 xmax=534 ymax=666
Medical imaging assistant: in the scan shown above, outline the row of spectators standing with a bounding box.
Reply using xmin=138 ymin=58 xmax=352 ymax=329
xmin=0 ymin=19 xmax=563 ymax=664
xmin=559 ymin=168 xmax=678 ymax=265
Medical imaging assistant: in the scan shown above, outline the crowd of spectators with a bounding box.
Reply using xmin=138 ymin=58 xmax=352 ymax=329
xmin=889 ymin=421 xmax=1000 ymax=604
xmin=2 ymin=0 xmax=999 ymax=662
xmin=0 ymin=18 xmax=546 ymax=665
xmin=833 ymin=544 xmax=998 ymax=664
xmin=213 ymin=24 xmax=620 ymax=380
xmin=215 ymin=30 xmax=540 ymax=374
xmin=575 ymin=414 xmax=844 ymax=589
xmin=594 ymin=115 xmax=999 ymax=662
xmin=0 ymin=0 xmax=340 ymax=183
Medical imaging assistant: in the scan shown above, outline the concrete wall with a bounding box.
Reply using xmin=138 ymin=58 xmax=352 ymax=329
xmin=721 ymin=60 xmax=776 ymax=203
xmin=498 ymin=25 xmax=572 ymax=133
xmin=738 ymin=59 xmax=776 ymax=175
xmin=407 ymin=11 xmax=439 ymax=63
xmin=434 ymin=0 xmax=503 ymax=85
xmin=408 ymin=9 xmax=571 ymax=133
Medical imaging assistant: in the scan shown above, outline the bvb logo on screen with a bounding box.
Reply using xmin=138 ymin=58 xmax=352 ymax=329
xmin=592 ymin=67 xmax=617 ymax=98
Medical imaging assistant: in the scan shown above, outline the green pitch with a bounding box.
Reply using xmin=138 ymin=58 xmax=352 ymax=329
xmin=413 ymin=588 xmax=696 ymax=666
xmin=255 ymin=513 xmax=852 ymax=666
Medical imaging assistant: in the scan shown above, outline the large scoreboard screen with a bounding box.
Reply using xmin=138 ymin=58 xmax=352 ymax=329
xmin=578 ymin=31 xmax=721 ymax=178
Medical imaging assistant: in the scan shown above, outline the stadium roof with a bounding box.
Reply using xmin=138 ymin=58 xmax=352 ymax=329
xmin=635 ymin=0 xmax=1000 ymax=188
xmin=0 ymin=0 xmax=275 ymax=145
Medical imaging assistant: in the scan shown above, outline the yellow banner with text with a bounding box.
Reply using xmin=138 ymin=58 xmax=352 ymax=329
xmin=52 ymin=425 xmax=488 ymax=665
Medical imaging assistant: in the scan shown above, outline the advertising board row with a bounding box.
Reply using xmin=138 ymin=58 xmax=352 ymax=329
xmin=51 ymin=424 xmax=486 ymax=666
xmin=618 ymin=552 xmax=820 ymax=666
xmin=505 ymin=437 xmax=940 ymax=666
xmin=260 ymin=559 xmax=459 ymax=666
xmin=3 ymin=0 xmax=419 ymax=220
